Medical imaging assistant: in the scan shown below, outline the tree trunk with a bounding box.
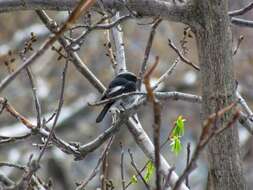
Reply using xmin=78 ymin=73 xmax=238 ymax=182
xmin=193 ymin=0 xmax=246 ymax=189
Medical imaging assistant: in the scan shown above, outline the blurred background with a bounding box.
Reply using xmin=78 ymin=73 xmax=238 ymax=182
xmin=0 ymin=0 xmax=253 ymax=189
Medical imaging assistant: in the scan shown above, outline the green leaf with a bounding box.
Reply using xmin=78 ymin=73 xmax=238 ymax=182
xmin=172 ymin=115 xmax=186 ymax=137
xmin=144 ymin=160 xmax=154 ymax=182
xmin=130 ymin=175 xmax=138 ymax=184
xmin=170 ymin=135 xmax=182 ymax=155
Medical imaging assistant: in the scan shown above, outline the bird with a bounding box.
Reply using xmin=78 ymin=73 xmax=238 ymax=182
xmin=96 ymin=72 xmax=137 ymax=123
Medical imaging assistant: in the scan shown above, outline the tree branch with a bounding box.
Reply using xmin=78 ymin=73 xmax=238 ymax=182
xmin=0 ymin=0 xmax=194 ymax=24
xmin=231 ymin=17 xmax=253 ymax=28
xmin=229 ymin=2 xmax=253 ymax=17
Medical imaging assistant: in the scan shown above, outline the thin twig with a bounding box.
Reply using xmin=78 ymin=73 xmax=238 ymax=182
xmin=0 ymin=133 xmax=32 ymax=145
xmin=101 ymin=138 xmax=110 ymax=190
xmin=72 ymin=15 xmax=131 ymax=30
xmin=229 ymin=2 xmax=253 ymax=16
xmin=120 ymin=143 xmax=126 ymax=190
xmin=0 ymin=0 xmax=95 ymax=93
xmin=125 ymin=161 xmax=150 ymax=189
xmin=26 ymin=67 xmax=42 ymax=128
xmin=0 ymin=162 xmax=26 ymax=170
xmin=173 ymin=106 xmax=239 ymax=190
xmin=36 ymin=10 xmax=105 ymax=94
xmin=152 ymin=58 xmax=179 ymax=90
xmin=138 ymin=17 xmax=162 ymax=89
xmin=233 ymin=35 xmax=244 ymax=55
xmin=0 ymin=97 xmax=35 ymax=129
xmin=0 ymin=97 xmax=81 ymax=158
xmin=128 ymin=149 xmax=151 ymax=190
xmin=76 ymin=136 xmax=114 ymax=190
xmin=185 ymin=143 xmax=191 ymax=188
xmin=144 ymin=56 xmax=162 ymax=190
xmin=168 ymin=39 xmax=200 ymax=71
xmin=37 ymin=61 xmax=68 ymax=163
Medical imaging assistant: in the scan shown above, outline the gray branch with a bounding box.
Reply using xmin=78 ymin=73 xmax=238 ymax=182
xmin=231 ymin=17 xmax=253 ymax=28
xmin=0 ymin=0 xmax=193 ymax=24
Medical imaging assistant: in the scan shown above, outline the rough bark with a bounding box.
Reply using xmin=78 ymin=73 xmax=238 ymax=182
xmin=193 ymin=0 xmax=246 ymax=189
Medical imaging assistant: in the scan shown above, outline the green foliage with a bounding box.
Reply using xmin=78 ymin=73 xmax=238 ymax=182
xmin=170 ymin=115 xmax=186 ymax=155
xmin=172 ymin=115 xmax=185 ymax=136
xmin=130 ymin=175 xmax=138 ymax=184
xmin=144 ymin=160 xmax=155 ymax=182
xmin=130 ymin=160 xmax=154 ymax=186
xmin=170 ymin=135 xmax=182 ymax=155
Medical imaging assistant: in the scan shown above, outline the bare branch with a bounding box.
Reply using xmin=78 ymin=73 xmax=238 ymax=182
xmin=126 ymin=118 xmax=189 ymax=190
xmin=73 ymin=15 xmax=132 ymax=30
xmin=0 ymin=162 xmax=26 ymax=171
xmin=36 ymin=10 xmax=105 ymax=94
xmin=128 ymin=149 xmax=151 ymax=190
xmin=229 ymin=2 xmax=253 ymax=16
xmin=233 ymin=35 xmax=244 ymax=55
xmin=120 ymin=143 xmax=126 ymax=190
xmin=0 ymin=133 xmax=32 ymax=145
xmin=152 ymin=58 xmax=179 ymax=90
xmin=138 ymin=18 xmax=162 ymax=89
xmin=37 ymin=61 xmax=68 ymax=163
xmin=144 ymin=56 xmax=162 ymax=190
xmin=26 ymin=68 xmax=42 ymax=128
xmin=237 ymin=91 xmax=253 ymax=117
xmin=76 ymin=136 xmax=114 ymax=190
xmin=168 ymin=39 xmax=200 ymax=71
xmin=231 ymin=17 xmax=253 ymax=28
xmin=111 ymin=12 xmax=127 ymax=74
xmin=37 ymin=7 xmax=190 ymax=190
xmin=0 ymin=0 xmax=194 ymax=24
xmin=0 ymin=0 xmax=95 ymax=93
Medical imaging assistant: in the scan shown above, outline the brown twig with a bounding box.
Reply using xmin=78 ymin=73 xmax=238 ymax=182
xmin=101 ymin=138 xmax=110 ymax=190
xmin=26 ymin=67 xmax=42 ymax=129
xmin=125 ymin=161 xmax=150 ymax=189
xmin=120 ymin=143 xmax=126 ymax=190
xmin=168 ymin=39 xmax=200 ymax=71
xmin=76 ymin=136 xmax=114 ymax=190
xmin=128 ymin=149 xmax=151 ymax=190
xmin=0 ymin=97 xmax=81 ymax=158
xmin=144 ymin=56 xmax=162 ymax=190
xmin=0 ymin=0 xmax=95 ymax=93
xmin=37 ymin=61 xmax=68 ymax=163
xmin=185 ymin=143 xmax=191 ymax=188
xmin=36 ymin=10 xmax=105 ymax=94
xmin=0 ymin=97 xmax=35 ymax=129
xmin=233 ymin=35 xmax=244 ymax=55
xmin=138 ymin=17 xmax=162 ymax=89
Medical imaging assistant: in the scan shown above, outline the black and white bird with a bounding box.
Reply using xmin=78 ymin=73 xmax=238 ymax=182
xmin=96 ymin=72 xmax=137 ymax=123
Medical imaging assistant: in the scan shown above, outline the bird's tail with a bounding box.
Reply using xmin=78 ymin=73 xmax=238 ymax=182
xmin=96 ymin=102 xmax=113 ymax=123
